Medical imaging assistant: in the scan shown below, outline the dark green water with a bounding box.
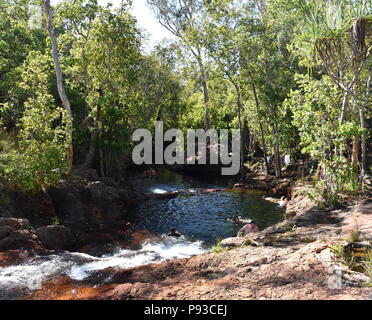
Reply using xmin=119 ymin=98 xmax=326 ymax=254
xmin=129 ymin=168 xmax=284 ymax=246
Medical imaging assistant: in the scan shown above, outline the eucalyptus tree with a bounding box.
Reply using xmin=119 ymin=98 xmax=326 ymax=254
xmin=203 ymin=1 xmax=251 ymax=174
xmin=237 ymin=1 xmax=298 ymax=177
xmin=43 ymin=0 xmax=74 ymax=173
xmin=147 ymin=0 xmax=212 ymax=129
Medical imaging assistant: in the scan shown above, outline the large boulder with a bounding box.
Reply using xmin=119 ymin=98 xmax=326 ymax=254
xmin=0 ymin=205 xmax=11 ymax=218
xmin=0 ymin=230 xmax=43 ymax=251
xmin=0 ymin=218 xmax=46 ymax=252
xmin=47 ymin=186 xmax=86 ymax=225
xmin=35 ymin=225 xmax=71 ymax=250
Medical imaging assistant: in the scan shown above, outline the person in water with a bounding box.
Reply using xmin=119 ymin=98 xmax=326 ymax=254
xmin=227 ymin=216 xmax=252 ymax=225
xmin=237 ymin=220 xmax=260 ymax=237
xmin=144 ymin=168 xmax=156 ymax=176
xmin=168 ymin=228 xmax=181 ymax=238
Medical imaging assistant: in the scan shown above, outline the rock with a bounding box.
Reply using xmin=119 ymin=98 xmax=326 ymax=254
xmin=221 ymin=237 xmax=246 ymax=248
xmin=296 ymin=210 xmax=340 ymax=226
xmin=35 ymin=225 xmax=71 ymax=250
xmin=70 ymin=167 xmax=99 ymax=181
xmin=0 ymin=226 xmax=15 ymax=240
xmin=261 ymin=221 xmax=296 ymax=235
xmin=89 ymin=181 xmax=119 ymax=200
xmin=233 ymin=183 xmax=246 ymax=188
xmin=47 ymin=186 xmax=86 ymax=225
xmin=0 ymin=230 xmax=43 ymax=251
xmin=0 ymin=217 xmax=30 ymax=230
xmin=0 ymin=205 xmax=11 ymax=218
xmin=146 ymin=191 xmax=179 ymax=200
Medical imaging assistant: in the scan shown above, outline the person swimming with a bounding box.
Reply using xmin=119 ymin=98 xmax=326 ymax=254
xmin=227 ymin=216 xmax=252 ymax=225
xmin=168 ymin=228 xmax=181 ymax=238
xmin=144 ymin=168 xmax=156 ymax=176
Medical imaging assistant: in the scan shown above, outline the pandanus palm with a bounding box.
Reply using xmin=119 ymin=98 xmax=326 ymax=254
xmin=295 ymin=0 xmax=371 ymax=175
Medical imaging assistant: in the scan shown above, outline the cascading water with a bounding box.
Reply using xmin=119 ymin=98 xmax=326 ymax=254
xmin=68 ymin=236 xmax=206 ymax=280
xmin=0 ymin=236 xmax=206 ymax=299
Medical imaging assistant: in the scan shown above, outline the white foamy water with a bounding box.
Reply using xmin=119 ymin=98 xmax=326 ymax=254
xmin=0 ymin=236 xmax=206 ymax=299
xmin=69 ymin=236 xmax=206 ymax=280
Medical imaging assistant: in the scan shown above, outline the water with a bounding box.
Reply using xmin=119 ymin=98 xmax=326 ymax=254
xmin=0 ymin=168 xmax=283 ymax=299
xmin=129 ymin=168 xmax=283 ymax=245
xmin=0 ymin=236 xmax=206 ymax=299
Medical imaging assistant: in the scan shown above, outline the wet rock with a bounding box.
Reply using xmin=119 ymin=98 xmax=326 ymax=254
xmin=35 ymin=225 xmax=71 ymax=250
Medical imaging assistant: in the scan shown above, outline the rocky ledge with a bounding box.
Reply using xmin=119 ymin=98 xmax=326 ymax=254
xmin=0 ymin=177 xmax=147 ymax=260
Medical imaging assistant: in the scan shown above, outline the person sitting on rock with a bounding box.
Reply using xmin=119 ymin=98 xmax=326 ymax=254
xmin=168 ymin=228 xmax=181 ymax=238
xmin=237 ymin=220 xmax=260 ymax=237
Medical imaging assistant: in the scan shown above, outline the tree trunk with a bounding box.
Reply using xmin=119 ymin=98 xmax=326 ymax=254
xmin=237 ymin=90 xmax=244 ymax=176
xmin=359 ymin=74 xmax=371 ymax=176
xmin=196 ymin=53 xmax=211 ymax=130
xmin=251 ymin=83 xmax=269 ymax=175
xmin=242 ymin=119 xmax=250 ymax=156
xmin=83 ymin=103 xmax=101 ymax=168
xmin=272 ymin=125 xmax=282 ymax=178
xmin=273 ymin=143 xmax=281 ymax=178
xmin=201 ymin=77 xmax=212 ymax=130
xmin=43 ymin=0 xmax=73 ymax=173
xmin=352 ymin=135 xmax=359 ymax=170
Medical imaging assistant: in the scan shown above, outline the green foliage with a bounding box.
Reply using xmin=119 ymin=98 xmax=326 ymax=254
xmin=52 ymin=216 xmax=60 ymax=226
xmin=349 ymin=230 xmax=361 ymax=243
xmin=212 ymin=239 xmax=227 ymax=254
xmin=330 ymin=242 xmax=358 ymax=269
xmin=331 ymin=241 xmax=372 ymax=281
xmin=0 ymin=51 xmax=68 ymax=192
xmin=360 ymin=250 xmax=372 ymax=281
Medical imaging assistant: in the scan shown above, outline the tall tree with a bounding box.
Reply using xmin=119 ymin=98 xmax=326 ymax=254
xmin=43 ymin=0 xmax=74 ymax=173
xmin=147 ymin=0 xmax=212 ymax=129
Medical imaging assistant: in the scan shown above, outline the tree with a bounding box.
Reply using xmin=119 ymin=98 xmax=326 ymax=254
xmin=43 ymin=0 xmax=73 ymax=173
xmin=147 ymin=0 xmax=212 ymax=129
xmin=292 ymin=0 xmax=371 ymax=175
